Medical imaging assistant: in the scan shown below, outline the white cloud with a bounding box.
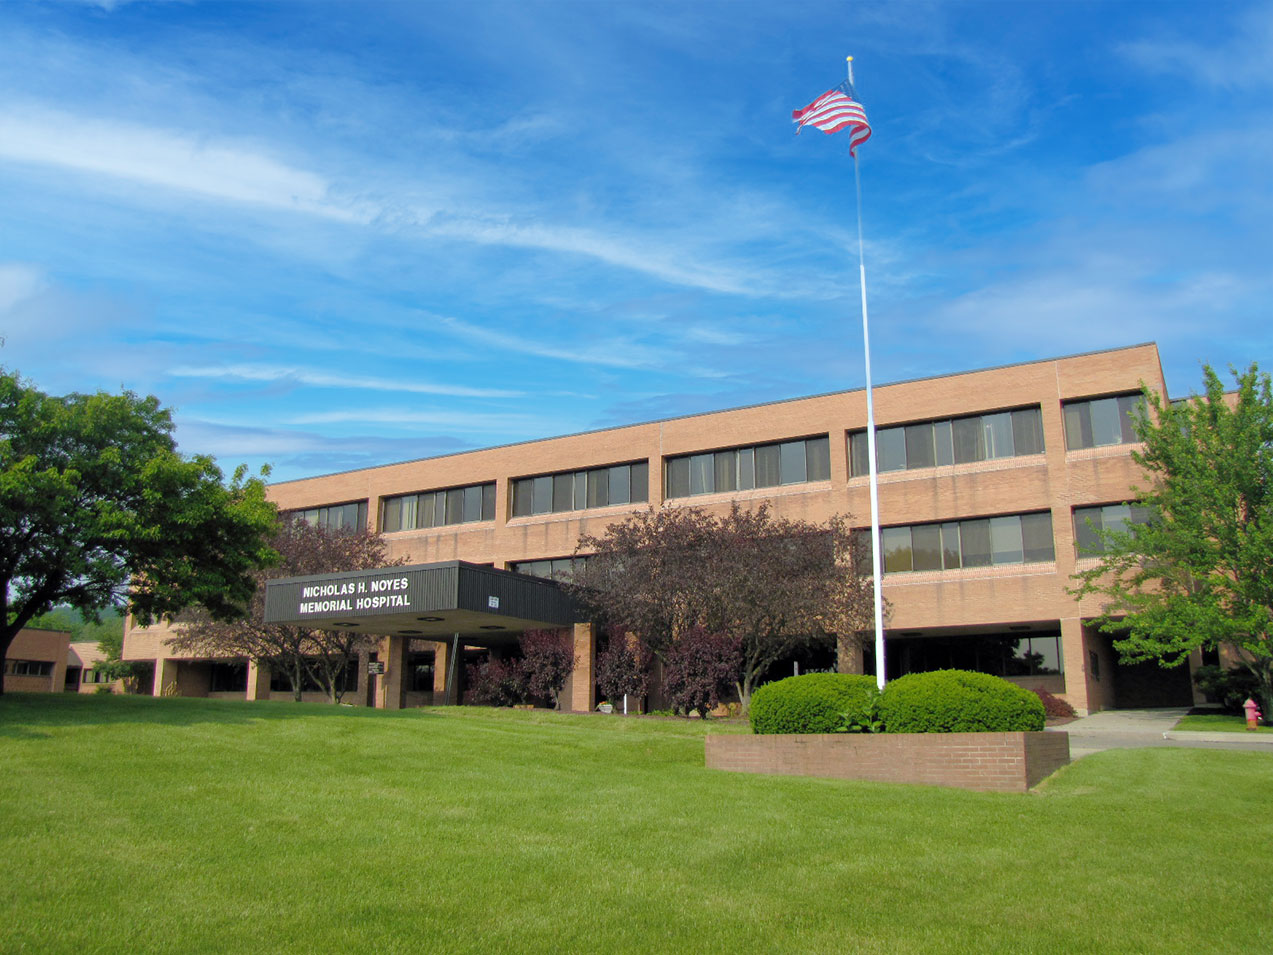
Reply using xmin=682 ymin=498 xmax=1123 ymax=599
xmin=288 ymin=407 xmax=551 ymax=433
xmin=0 ymin=107 xmax=371 ymax=222
xmin=166 ymin=363 xmax=522 ymax=399
xmin=0 ymin=263 xmax=44 ymax=312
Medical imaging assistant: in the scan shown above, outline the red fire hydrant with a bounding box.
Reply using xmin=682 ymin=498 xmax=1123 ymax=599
xmin=1244 ymin=698 xmax=1262 ymax=731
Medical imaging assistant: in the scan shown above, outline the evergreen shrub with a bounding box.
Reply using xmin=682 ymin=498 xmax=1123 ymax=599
xmin=750 ymin=673 xmax=879 ymax=734
xmin=878 ymin=670 xmax=1045 ymax=733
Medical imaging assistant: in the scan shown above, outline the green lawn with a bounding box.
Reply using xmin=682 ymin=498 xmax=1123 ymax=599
xmin=2 ymin=694 xmax=1270 ymax=955
xmin=1174 ymin=711 xmax=1273 ymax=733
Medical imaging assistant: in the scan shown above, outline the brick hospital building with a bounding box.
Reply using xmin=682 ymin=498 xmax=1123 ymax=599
xmin=123 ymin=342 xmax=1205 ymax=715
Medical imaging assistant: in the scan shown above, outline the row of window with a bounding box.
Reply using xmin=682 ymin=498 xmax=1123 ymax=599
xmin=381 ymin=483 xmax=497 ymax=533
xmin=666 ymin=436 xmax=831 ymax=499
xmin=511 ymin=557 xmax=585 ymax=581
xmin=881 ymin=512 xmax=1056 ymax=574
xmin=288 ymin=393 xmax=1145 ymax=534
xmin=887 ymin=633 xmax=1064 ymax=679
xmin=5 ymin=660 xmax=53 ymax=677
xmin=511 ymin=462 xmax=649 ymax=517
xmin=850 ymin=407 xmax=1045 ymax=476
xmin=1073 ymin=503 xmax=1152 ymax=556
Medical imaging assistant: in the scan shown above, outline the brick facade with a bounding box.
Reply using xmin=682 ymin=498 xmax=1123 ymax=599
xmin=123 ymin=342 xmax=1193 ymax=714
xmin=705 ymin=731 xmax=1072 ymax=793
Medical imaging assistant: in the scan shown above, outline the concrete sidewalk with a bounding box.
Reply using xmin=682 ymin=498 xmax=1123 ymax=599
xmin=1046 ymin=707 xmax=1273 ymax=757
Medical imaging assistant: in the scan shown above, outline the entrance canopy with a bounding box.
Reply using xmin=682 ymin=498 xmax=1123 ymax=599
xmin=264 ymin=561 xmax=578 ymax=645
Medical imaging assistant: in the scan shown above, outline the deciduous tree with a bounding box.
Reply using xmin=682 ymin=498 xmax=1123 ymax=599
xmin=1072 ymin=364 xmax=1273 ymax=716
xmin=571 ymin=503 xmax=877 ymax=710
xmin=170 ymin=518 xmax=403 ymax=703
xmin=0 ymin=371 xmax=277 ymax=694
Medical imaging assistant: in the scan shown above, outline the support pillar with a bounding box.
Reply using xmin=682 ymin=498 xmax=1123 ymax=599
xmin=836 ymin=634 xmax=865 ymax=674
xmin=377 ymin=635 xmax=406 ymax=710
xmin=568 ymin=623 xmax=596 ymax=714
xmin=432 ymin=640 xmax=449 ymax=699
xmin=154 ymin=658 xmax=179 ymax=697
xmin=245 ymin=661 xmax=271 ymax=701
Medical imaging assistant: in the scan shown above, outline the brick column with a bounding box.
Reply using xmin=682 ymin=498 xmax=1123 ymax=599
xmin=569 ymin=623 xmax=596 ymax=713
xmin=836 ymin=634 xmax=864 ymax=674
xmin=432 ymin=640 xmax=449 ymax=698
xmin=245 ymin=661 xmax=271 ymax=701
xmin=154 ymin=658 xmax=179 ymax=697
xmin=1060 ymin=616 xmax=1092 ymax=714
xmin=378 ymin=635 xmax=406 ymax=710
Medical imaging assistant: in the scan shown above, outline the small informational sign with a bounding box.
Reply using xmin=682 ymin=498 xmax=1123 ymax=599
xmin=488 ymin=596 xmax=500 ymax=609
xmin=367 ymin=661 xmax=386 ymax=675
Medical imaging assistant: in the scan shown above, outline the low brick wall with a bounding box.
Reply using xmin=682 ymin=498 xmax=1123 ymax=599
xmin=706 ymin=731 xmax=1070 ymax=793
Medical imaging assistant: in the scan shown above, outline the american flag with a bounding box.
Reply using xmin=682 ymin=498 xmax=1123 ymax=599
xmin=793 ymin=82 xmax=872 ymax=156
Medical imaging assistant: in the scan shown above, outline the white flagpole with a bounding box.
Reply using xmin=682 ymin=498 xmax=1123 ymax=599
xmin=847 ymin=55 xmax=887 ymax=690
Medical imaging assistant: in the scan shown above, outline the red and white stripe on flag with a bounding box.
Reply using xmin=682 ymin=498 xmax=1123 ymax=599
xmin=792 ymin=90 xmax=872 ymax=155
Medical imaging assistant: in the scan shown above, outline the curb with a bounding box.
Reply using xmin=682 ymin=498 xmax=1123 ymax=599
xmin=1163 ymin=731 xmax=1273 ymax=746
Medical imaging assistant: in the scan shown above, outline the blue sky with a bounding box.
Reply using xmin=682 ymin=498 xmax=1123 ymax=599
xmin=1 ymin=1 xmax=1269 ymax=483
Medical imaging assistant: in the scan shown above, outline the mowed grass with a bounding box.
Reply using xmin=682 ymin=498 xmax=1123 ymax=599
xmin=2 ymin=695 xmax=1270 ymax=955
xmin=1175 ymin=711 xmax=1273 ymax=733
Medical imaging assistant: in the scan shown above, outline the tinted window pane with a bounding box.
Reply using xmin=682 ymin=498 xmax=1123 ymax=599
xmin=779 ymin=441 xmax=806 ymax=484
xmin=689 ymin=454 xmax=713 ymax=495
xmin=990 ymin=516 xmax=1024 ymax=564
xmin=1102 ymin=503 xmax=1131 ymax=537
xmin=401 ymin=495 xmax=419 ymax=530
xmin=905 ymin=423 xmax=935 ymax=469
xmin=940 ymin=522 xmax=962 ymax=569
xmin=446 ymin=488 xmax=465 ymax=524
xmin=754 ymin=444 xmax=780 ymax=487
xmin=1030 ymin=636 xmax=1063 ymax=674
xmin=667 ymin=457 xmax=690 ymax=498
xmin=382 ymin=496 xmax=402 ymax=532
xmin=1088 ymin=398 xmax=1123 ymax=447
xmin=714 ymin=451 xmax=737 ymax=492
xmin=952 ymin=416 xmax=985 ymax=463
xmin=1064 ymin=402 xmax=1093 ymax=450
xmin=960 ymin=519 xmax=992 ymax=567
xmin=1020 ymin=512 xmax=1055 ymax=562
xmin=532 ymin=476 xmax=552 ymax=515
xmin=609 ymin=465 xmax=631 ymax=506
xmin=1117 ymin=394 xmax=1141 ymax=443
xmin=630 ymin=462 xmax=649 ymax=503
xmin=849 ymin=432 xmax=869 ymax=476
xmin=1011 ymin=408 xmax=1044 ymax=455
xmin=882 ymin=526 xmax=913 ymax=573
xmin=462 ymin=485 xmax=482 ymax=523
xmin=738 ymin=447 xmax=755 ymax=489
xmin=806 ymin=436 xmax=831 ymax=481
xmin=574 ymin=471 xmax=588 ymax=510
xmin=1073 ymin=507 xmax=1103 ymax=555
xmin=512 ymin=479 xmax=532 ymax=517
xmin=432 ymin=492 xmax=447 ymax=527
xmin=911 ymin=524 xmax=943 ymax=571
xmin=587 ymin=468 xmax=609 ymax=507
xmin=933 ymin=420 xmax=954 ymax=466
xmin=482 ymin=483 xmax=495 ymax=520
xmin=982 ymin=412 xmax=1014 ymax=459
xmin=876 ymin=427 xmax=906 ymax=472
xmin=553 ymin=474 xmax=574 ymax=512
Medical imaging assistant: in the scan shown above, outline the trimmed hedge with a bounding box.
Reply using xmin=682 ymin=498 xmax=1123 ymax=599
xmin=877 ymin=670 xmax=1046 ymax=733
xmin=750 ymin=673 xmax=879 ymax=734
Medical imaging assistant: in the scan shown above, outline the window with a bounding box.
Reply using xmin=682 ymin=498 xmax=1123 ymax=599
xmin=1073 ymin=503 xmax=1153 ymax=555
xmin=850 ymin=406 xmax=1044 ymax=476
xmin=889 ymin=632 xmax=1064 ymax=679
xmin=878 ymin=512 xmax=1055 ymax=573
xmin=512 ymin=556 xmax=587 ymax=582
xmin=270 ymin=662 xmax=357 ymax=693
xmin=665 ymin=436 xmax=830 ymax=498
xmin=286 ymin=500 xmax=369 ymax=533
xmin=209 ymin=662 xmax=248 ymax=693
xmin=1063 ymin=393 xmax=1142 ymax=450
xmin=381 ymin=483 xmax=496 ymax=531
xmin=512 ymin=462 xmax=648 ymax=517
xmin=82 ymin=668 xmax=109 ymax=685
xmin=7 ymin=660 xmax=53 ymax=677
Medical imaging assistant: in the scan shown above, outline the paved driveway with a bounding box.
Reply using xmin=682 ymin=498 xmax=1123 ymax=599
xmin=1047 ymin=707 xmax=1273 ymax=758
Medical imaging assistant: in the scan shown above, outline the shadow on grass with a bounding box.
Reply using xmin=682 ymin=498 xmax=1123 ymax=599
xmin=0 ymin=691 xmax=444 ymax=735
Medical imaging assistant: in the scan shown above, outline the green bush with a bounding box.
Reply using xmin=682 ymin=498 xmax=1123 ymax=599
xmin=750 ymin=673 xmax=879 ymax=734
xmin=877 ymin=670 xmax=1045 ymax=733
xmin=1192 ymin=665 xmax=1261 ymax=713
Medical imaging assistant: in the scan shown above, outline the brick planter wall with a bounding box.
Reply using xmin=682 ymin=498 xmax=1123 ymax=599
xmin=705 ymin=731 xmax=1070 ymax=793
